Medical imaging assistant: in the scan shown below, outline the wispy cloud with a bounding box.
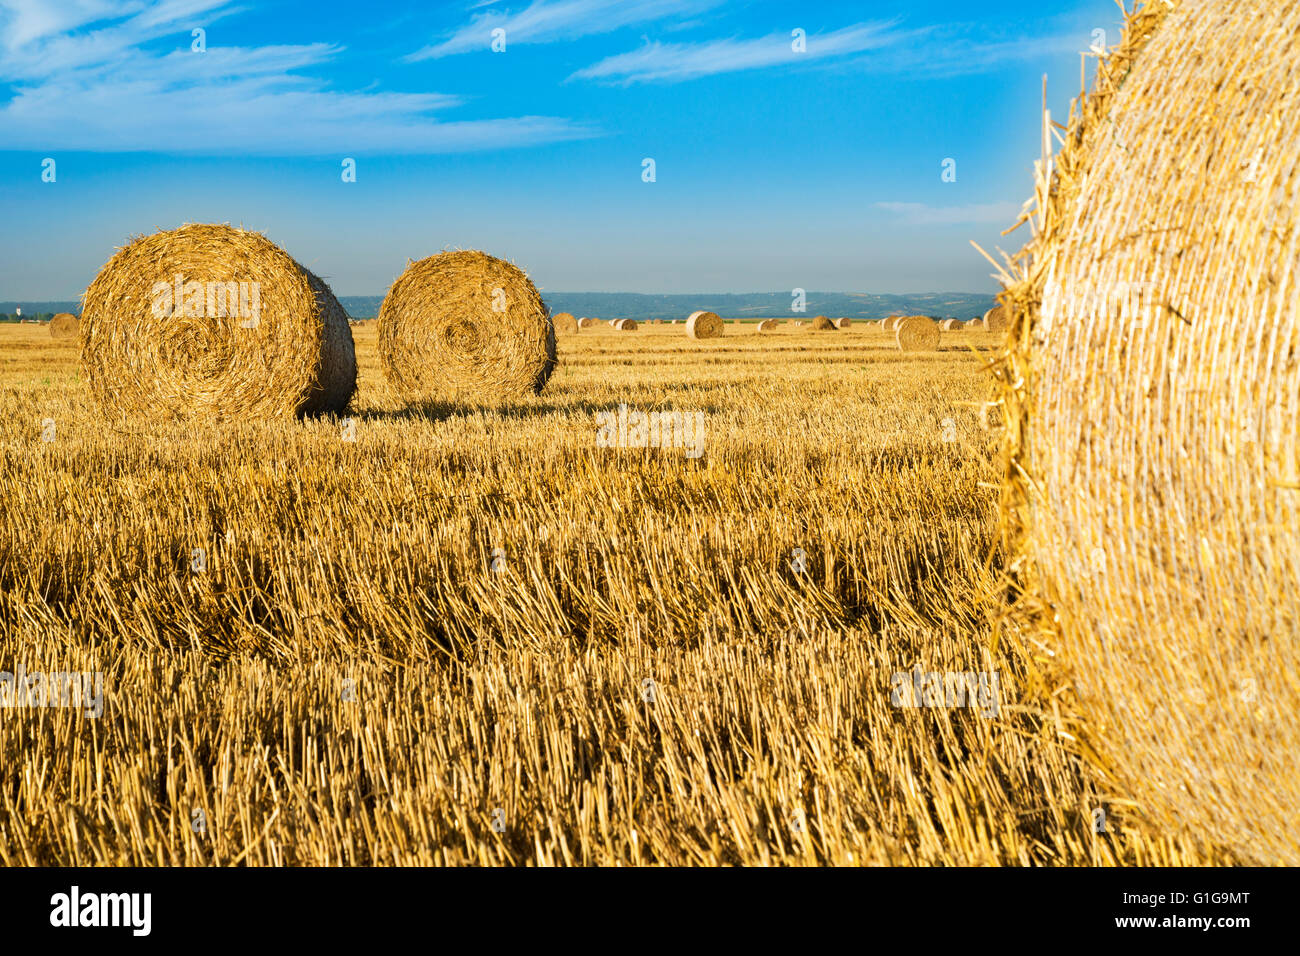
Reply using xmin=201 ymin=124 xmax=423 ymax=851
xmin=570 ymin=18 xmax=1092 ymax=85
xmin=570 ymin=21 xmax=909 ymax=84
xmin=875 ymin=202 xmax=1023 ymax=227
xmin=406 ymin=0 xmax=720 ymax=61
xmin=0 ymin=0 xmax=595 ymax=154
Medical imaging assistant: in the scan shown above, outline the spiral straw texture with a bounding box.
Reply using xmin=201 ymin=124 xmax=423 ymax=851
xmin=378 ymin=250 xmax=556 ymax=404
xmin=995 ymin=0 xmax=1300 ymax=863
xmin=80 ymin=224 xmax=355 ymax=419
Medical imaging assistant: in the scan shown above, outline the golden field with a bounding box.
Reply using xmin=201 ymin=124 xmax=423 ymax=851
xmin=0 ymin=320 xmax=1232 ymax=865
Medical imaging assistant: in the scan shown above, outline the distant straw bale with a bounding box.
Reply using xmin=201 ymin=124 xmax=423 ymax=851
xmin=553 ymin=312 xmax=579 ymax=334
xmin=686 ymin=310 xmax=723 ymax=339
xmin=49 ymin=313 xmax=78 ymax=339
xmin=982 ymin=305 xmax=1008 ymax=333
xmin=810 ymin=315 xmax=835 ymax=330
xmin=833 ymin=317 xmax=852 ymax=329
xmin=895 ymin=315 xmax=940 ymax=351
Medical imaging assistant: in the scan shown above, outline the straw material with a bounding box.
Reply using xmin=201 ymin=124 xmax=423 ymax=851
xmin=379 ymin=250 xmax=556 ymax=404
xmin=833 ymin=317 xmax=852 ymax=329
xmin=967 ymin=318 xmax=985 ymax=331
xmin=614 ymin=318 xmax=639 ymax=331
xmin=757 ymin=319 xmax=779 ymax=331
xmin=993 ymin=0 xmax=1300 ymax=865
xmin=686 ymin=310 xmax=723 ymax=339
xmin=940 ymin=319 xmax=964 ymax=331
xmin=894 ymin=315 xmax=939 ymax=351
xmin=49 ymin=313 xmax=78 ymax=339
xmin=810 ymin=315 xmax=835 ymax=331
xmin=80 ymin=223 xmax=356 ymax=418
xmin=578 ymin=317 xmax=597 ymax=328
xmin=553 ymin=312 xmax=579 ymax=334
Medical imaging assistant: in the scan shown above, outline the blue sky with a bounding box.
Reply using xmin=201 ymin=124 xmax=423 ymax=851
xmin=0 ymin=0 xmax=1125 ymax=298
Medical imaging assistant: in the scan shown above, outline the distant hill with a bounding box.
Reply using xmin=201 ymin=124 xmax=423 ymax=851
xmin=3 ymin=292 xmax=998 ymax=323
xmin=337 ymin=291 xmax=997 ymax=321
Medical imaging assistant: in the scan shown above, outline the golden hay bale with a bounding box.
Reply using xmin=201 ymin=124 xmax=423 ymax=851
xmin=939 ymin=318 xmax=965 ymax=331
xmin=686 ymin=310 xmax=723 ymax=339
xmin=578 ymin=317 xmax=598 ymax=328
xmin=996 ymin=0 xmax=1300 ymax=865
xmin=378 ymin=249 xmax=555 ymax=403
xmin=809 ymin=315 xmax=835 ymax=331
xmin=982 ymin=305 xmax=1008 ymax=333
xmin=756 ymin=319 xmax=779 ymax=331
xmin=614 ymin=318 xmax=639 ymax=331
xmin=894 ymin=315 xmax=939 ymax=351
xmin=553 ymin=311 xmax=579 ymax=334
xmin=967 ymin=318 xmax=985 ymax=331
xmin=81 ymin=223 xmax=355 ymax=418
xmin=884 ymin=315 xmax=907 ymax=331
xmin=49 ymin=312 xmax=78 ymax=339
xmin=833 ymin=317 xmax=852 ymax=329
xmin=653 ymin=318 xmax=664 ymax=325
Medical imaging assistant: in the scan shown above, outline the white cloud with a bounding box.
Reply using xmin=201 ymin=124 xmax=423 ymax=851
xmin=875 ymin=202 xmax=1023 ymax=226
xmin=0 ymin=0 xmax=595 ymax=154
xmin=406 ymin=0 xmax=720 ymax=61
xmin=569 ymin=18 xmax=1093 ymax=85
xmin=570 ymin=21 xmax=908 ymax=84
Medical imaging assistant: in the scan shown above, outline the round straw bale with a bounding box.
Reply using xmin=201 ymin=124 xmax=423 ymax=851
xmin=553 ymin=311 xmax=579 ymax=334
xmin=996 ymin=0 xmax=1300 ymax=865
xmin=686 ymin=310 xmax=723 ymax=339
xmin=967 ymin=318 xmax=985 ymax=330
xmin=833 ymin=317 xmax=852 ymax=329
xmin=80 ymin=223 xmax=355 ymax=418
xmin=614 ymin=318 xmax=638 ymax=331
xmin=940 ymin=318 xmax=964 ymax=331
xmin=982 ymin=305 xmax=1008 ymax=333
xmin=378 ymin=249 xmax=555 ymax=403
xmin=756 ymin=319 xmax=779 ymax=331
xmin=894 ymin=315 xmax=939 ymax=351
xmin=49 ymin=312 xmax=78 ymax=339
xmin=809 ymin=315 xmax=835 ymax=331
xmin=578 ymin=317 xmax=597 ymax=328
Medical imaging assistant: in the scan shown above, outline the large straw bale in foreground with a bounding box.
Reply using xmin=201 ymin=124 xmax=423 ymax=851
xmin=80 ymin=223 xmax=356 ymax=418
xmin=996 ymin=0 xmax=1300 ymax=864
xmin=379 ymin=250 xmax=556 ymax=403
xmin=686 ymin=310 xmax=722 ymax=339
xmin=49 ymin=313 xmax=78 ymax=339
xmin=894 ymin=315 xmax=939 ymax=351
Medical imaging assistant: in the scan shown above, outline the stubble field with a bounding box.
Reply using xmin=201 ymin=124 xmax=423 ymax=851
xmin=0 ymin=320 xmax=1229 ymax=865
